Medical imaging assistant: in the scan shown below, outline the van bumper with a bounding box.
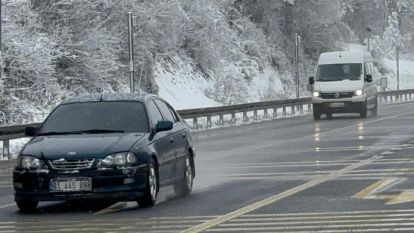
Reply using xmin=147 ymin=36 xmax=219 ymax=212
xmin=313 ymin=101 xmax=365 ymax=114
xmin=312 ymin=95 xmax=367 ymax=114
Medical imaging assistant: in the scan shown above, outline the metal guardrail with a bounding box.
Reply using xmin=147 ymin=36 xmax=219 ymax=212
xmin=1 ymin=89 xmax=414 ymax=159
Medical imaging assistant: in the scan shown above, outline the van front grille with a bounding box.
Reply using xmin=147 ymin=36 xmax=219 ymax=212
xmin=320 ymin=92 xmax=354 ymax=99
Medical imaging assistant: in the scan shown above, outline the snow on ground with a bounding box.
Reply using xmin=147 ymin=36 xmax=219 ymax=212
xmin=0 ymin=138 xmax=30 ymax=160
xmin=347 ymin=43 xmax=414 ymax=90
xmin=383 ymin=59 xmax=414 ymax=90
xmin=154 ymin=58 xmax=221 ymax=110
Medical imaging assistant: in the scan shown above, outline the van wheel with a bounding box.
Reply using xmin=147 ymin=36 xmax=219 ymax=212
xmin=313 ymin=105 xmax=321 ymax=121
xmin=360 ymin=101 xmax=368 ymax=118
xmin=371 ymin=97 xmax=378 ymax=117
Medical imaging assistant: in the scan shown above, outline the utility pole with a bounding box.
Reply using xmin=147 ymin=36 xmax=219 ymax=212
xmin=366 ymin=27 xmax=372 ymax=52
xmin=127 ymin=12 xmax=135 ymax=94
xmin=295 ymin=33 xmax=301 ymax=99
xmin=396 ymin=10 xmax=403 ymax=91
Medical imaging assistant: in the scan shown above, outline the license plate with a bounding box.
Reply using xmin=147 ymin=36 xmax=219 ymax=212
xmin=50 ymin=178 xmax=92 ymax=192
xmin=330 ymin=103 xmax=345 ymax=108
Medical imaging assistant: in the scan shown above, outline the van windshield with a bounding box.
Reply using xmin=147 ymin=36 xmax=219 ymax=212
xmin=316 ymin=63 xmax=362 ymax=82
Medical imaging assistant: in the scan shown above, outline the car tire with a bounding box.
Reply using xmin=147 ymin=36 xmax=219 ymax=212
xmin=313 ymin=105 xmax=321 ymax=121
xmin=173 ymin=155 xmax=193 ymax=197
xmin=16 ymin=199 xmax=38 ymax=213
xmin=360 ymin=101 xmax=368 ymax=118
xmin=137 ymin=159 xmax=158 ymax=208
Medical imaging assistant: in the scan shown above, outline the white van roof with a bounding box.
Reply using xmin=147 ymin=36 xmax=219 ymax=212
xmin=318 ymin=51 xmax=367 ymax=65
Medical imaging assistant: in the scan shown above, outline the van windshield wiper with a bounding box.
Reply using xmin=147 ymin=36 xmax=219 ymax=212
xmin=38 ymin=129 xmax=125 ymax=136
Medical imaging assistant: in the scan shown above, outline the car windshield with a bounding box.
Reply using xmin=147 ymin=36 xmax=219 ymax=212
xmin=316 ymin=63 xmax=362 ymax=81
xmin=39 ymin=102 xmax=149 ymax=134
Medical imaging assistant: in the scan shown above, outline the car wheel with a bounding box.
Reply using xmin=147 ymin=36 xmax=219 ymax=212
xmin=173 ymin=155 xmax=193 ymax=197
xmin=16 ymin=199 xmax=38 ymax=213
xmin=360 ymin=101 xmax=368 ymax=118
xmin=137 ymin=159 xmax=158 ymax=208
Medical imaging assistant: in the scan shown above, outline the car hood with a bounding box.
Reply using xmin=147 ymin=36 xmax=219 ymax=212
xmin=314 ymin=80 xmax=363 ymax=93
xmin=21 ymin=133 xmax=147 ymax=160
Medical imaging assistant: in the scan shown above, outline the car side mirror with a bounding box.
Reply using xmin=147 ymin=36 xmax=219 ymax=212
xmin=309 ymin=77 xmax=315 ymax=85
xmin=365 ymin=74 xmax=373 ymax=83
xmin=25 ymin=126 xmax=38 ymax=137
xmin=156 ymin=121 xmax=173 ymax=133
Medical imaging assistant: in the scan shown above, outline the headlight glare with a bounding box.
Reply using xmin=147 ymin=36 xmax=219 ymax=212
xmin=355 ymin=90 xmax=363 ymax=96
xmin=313 ymin=92 xmax=320 ymax=97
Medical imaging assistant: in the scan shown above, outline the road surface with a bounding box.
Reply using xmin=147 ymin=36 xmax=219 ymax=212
xmin=0 ymin=101 xmax=414 ymax=232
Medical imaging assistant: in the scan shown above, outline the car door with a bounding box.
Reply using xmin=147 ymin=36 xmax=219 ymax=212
xmin=153 ymin=99 xmax=184 ymax=180
xmin=167 ymin=104 xmax=189 ymax=178
xmin=147 ymin=99 xmax=175 ymax=182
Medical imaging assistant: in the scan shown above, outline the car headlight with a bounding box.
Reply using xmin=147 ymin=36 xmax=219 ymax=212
xmin=355 ymin=90 xmax=363 ymax=96
xmin=19 ymin=156 xmax=43 ymax=170
xmin=100 ymin=152 xmax=137 ymax=168
xmin=313 ymin=91 xmax=320 ymax=97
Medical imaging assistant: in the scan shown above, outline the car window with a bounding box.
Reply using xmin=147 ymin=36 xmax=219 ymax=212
xmin=40 ymin=101 xmax=149 ymax=133
xmin=154 ymin=99 xmax=175 ymax=122
xmin=147 ymin=100 xmax=164 ymax=127
xmin=168 ymin=106 xmax=179 ymax=122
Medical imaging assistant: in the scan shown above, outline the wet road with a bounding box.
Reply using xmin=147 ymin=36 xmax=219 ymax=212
xmin=1 ymin=101 xmax=414 ymax=232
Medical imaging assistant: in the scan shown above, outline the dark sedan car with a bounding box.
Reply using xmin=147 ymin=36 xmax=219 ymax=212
xmin=13 ymin=94 xmax=195 ymax=212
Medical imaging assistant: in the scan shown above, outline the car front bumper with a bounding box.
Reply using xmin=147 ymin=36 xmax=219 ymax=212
xmin=13 ymin=165 xmax=148 ymax=202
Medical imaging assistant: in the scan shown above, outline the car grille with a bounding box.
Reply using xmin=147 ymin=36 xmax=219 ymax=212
xmin=320 ymin=92 xmax=354 ymax=99
xmin=49 ymin=159 xmax=95 ymax=171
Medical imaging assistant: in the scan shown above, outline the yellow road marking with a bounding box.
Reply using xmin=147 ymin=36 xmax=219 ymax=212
xmin=353 ymin=178 xmax=414 ymax=205
xmin=353 ymin=178 xmax=399 ymax=199
xmin=182 ymin=156 xmax=381 ymax=233
xmin=387 ymin=190 xmax=414 ymax=204
xmin=93 ymin=201 xmax=137 ymax=215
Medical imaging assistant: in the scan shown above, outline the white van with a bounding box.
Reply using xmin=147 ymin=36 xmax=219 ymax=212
xmin=309 ymin=51 xmax=377 ymax=120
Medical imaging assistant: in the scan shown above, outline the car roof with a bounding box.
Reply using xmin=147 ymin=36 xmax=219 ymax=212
xmin=61 ymin=93 xmax=159 ymax=104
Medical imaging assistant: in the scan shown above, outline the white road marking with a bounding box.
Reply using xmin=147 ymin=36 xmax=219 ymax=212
xmin=0 ymin=203 xmax=15 ymax=210
xmin=182 ymin=155 xmax=382 ymax=233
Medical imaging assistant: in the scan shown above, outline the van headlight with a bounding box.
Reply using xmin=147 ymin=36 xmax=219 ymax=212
xmin=355 ymin=90 xmax=363 ymax=96
xmin=99 ymin=152 xmax=137 ymax=168
xmin=313 ymin=91 xmax=320 ymax=97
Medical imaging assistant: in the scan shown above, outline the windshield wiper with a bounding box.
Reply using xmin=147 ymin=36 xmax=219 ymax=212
xmin=38 ymin=129 xmax=125 ymax=136
xmin=37 ymin=131 xmax=83 ymax=136
xmin=74 ymin=129 xmax=126 ymax=134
